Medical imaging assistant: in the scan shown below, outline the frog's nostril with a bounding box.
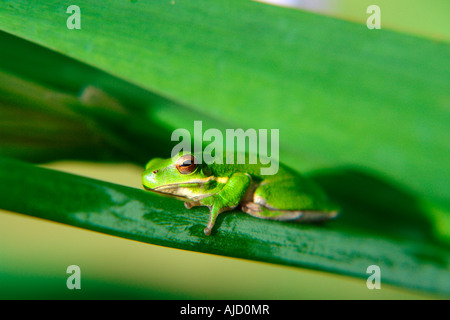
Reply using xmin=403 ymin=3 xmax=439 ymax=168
xmin=153 ymin=170 xmax=159 ymax=174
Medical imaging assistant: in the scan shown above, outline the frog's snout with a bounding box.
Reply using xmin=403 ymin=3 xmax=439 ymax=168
xmin=142 ymin=170 xmax=158 ymax=189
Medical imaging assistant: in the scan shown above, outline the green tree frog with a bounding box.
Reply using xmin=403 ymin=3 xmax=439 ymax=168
xmin=142 ymin=152 xmax=338 ymax=235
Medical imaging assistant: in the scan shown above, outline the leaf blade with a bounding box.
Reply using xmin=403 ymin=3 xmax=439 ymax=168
xmin=1 ymin=157 xmax=448 ymax=295
xmin=0 ymin=0 xmax=448 ymax=209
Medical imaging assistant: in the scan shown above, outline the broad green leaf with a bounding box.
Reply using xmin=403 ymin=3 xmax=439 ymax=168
xmin=0 ymin=157 xmax=449 ymax=295
xmin=0 ymin=0 xmax=449 ymax=297
xmin=0 ymin=0 xmax=448 ymax=212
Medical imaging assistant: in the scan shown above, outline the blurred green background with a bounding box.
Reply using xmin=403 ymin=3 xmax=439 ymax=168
xmin=0 ymin=0 xmax=448 ymax=299
xmin=258 ymin=0 xmax=449 ymax=41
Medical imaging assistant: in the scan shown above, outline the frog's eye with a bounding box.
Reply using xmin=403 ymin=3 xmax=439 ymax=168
xmin=176 ymin=154 xmax=197 ymax=175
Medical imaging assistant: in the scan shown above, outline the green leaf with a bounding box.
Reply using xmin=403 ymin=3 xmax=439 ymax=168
xmin=0 ymin=0 xmax=448 ymax=210
xmin=0 ymin=0 xmax=449 ymax=297
xmin=0 ymin=157 xmax=449 ymax=295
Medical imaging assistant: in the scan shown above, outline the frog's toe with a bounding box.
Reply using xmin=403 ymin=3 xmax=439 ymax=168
xmin=204 ymin=226 xmax=212 ymax=236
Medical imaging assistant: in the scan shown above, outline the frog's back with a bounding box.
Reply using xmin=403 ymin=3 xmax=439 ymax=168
xmin=207 ymin=152 xmax=334 ymax=210
xmin=207 ymin=152 xmax=288 ymax=180
xmin=206 ymin=152 xmax=309 ymax=182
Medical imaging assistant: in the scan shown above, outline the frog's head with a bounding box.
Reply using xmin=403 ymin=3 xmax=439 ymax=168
xmin=142 ymin=152 xmax=212 ymax=200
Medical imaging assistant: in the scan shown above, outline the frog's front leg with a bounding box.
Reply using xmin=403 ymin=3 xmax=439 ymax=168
xmin=200 ymin=173 xmax=251 ymax=235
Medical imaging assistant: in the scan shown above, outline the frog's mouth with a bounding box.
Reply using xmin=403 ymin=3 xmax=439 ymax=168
xmin=143 ymin=176 xmax=219 ymax=199
xmin=143 ymin=182 xmax=206 ymax=200
xmin=143 ymin=185 xmax=189 ymax=200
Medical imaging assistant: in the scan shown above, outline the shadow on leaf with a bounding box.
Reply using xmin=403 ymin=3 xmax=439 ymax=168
xmin=309 ymin=167 xmax=442 ymax=246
